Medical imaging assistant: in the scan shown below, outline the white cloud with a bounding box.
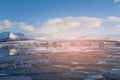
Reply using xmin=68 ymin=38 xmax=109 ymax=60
xmin=19 ymin=22 xmax=35 ymax=31
xmin=0 ymin=25 xmax=3 ymax=29
xmin=107 ymin=16 xmax=120 ymax=30
xmin=114 ymin=0 xmax=120 ymax=2
xmin=0 ymin=20 xmax=16 ymax=29
xmin=108 ymin=16 xmax=120 ymax=22
xmin=36 ymin=17 xmax=103 ymax=34
xmin=116 ymin=25 xmax=120 ymax=28
xmin=0 ymin=20 xmax=35 ymax=31
xmin=1 ymin=16 xmax=120 ymax=36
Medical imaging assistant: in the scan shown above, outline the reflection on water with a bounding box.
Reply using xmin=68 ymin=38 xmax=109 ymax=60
xmin=0 ymin=48 xmax=17 ymax=57
xmin=0 ymin=42 xmax=120 ymax=80
xmin=9 ymin=48 xmax=17 ymax=56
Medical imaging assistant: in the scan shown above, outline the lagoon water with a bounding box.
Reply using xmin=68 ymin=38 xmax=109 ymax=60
xmin=0 ymin=45 xmax=120 ymax=80
xmin=0 ymin=48 xmax=12 ymax=57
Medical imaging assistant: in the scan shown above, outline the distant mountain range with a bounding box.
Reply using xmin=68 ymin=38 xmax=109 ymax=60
xmin=0 ymin=31 xmax=120 ymax=42
xmin=0 ymin=32 xmax=27 ymax=42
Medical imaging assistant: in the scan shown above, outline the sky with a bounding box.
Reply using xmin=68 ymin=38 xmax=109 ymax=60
xmin=0 ymin=0 xmax=120 ymax=37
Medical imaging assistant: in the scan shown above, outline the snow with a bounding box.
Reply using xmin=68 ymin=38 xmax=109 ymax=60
xmin=9 ymin=33 xmax=18 ymax=40
xmin=0 ymin=32 xmax=26 ymax=41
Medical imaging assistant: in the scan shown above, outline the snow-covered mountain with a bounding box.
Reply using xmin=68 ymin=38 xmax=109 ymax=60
xmin=0 ymin=32 xmax=27 ymax=42
xmin=9 ymin=33 xmax=18 ymax=40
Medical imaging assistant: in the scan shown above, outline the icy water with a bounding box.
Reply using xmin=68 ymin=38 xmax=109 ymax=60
xmin=0 ymin=47 xmax=120 ymax=80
